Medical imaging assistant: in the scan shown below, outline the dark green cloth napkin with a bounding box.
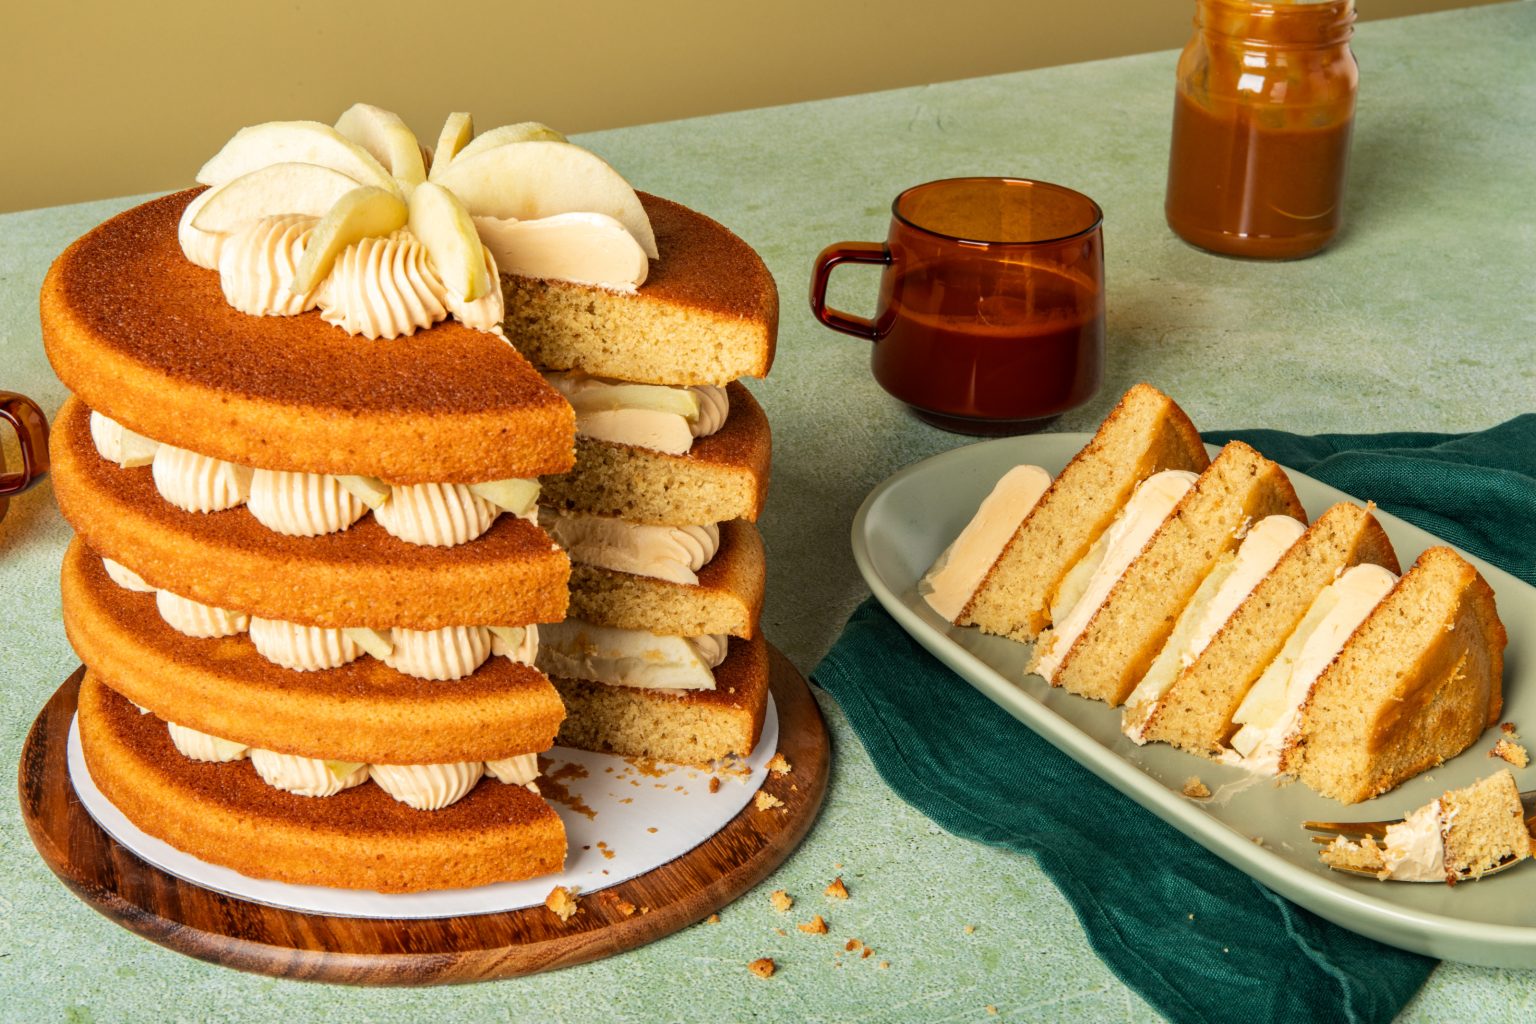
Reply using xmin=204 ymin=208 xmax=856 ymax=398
xmin=813 ymin=415 xmax=1536 ymax=1024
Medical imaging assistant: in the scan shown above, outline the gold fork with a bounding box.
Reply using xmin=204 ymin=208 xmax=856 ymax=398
xmin=1303 ymin=791 xmax=1536 ymax=881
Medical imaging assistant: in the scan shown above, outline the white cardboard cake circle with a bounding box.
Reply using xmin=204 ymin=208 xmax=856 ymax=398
xmin=67 ymin=694 xmax=778 ymax=919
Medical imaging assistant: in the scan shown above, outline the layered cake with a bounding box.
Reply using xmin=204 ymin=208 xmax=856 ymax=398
xmin=43 ymin=105 xmax=778 ymax=890
xmin=924 ymin=384 xmax=1508 ymax=805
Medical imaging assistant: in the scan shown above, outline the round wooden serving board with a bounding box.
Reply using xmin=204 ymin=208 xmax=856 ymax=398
xmin=18 ymin=645 xmax=829 ymax=985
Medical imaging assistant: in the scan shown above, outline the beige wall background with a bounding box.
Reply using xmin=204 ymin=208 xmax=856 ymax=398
xmin=0 ymin=0 xmax=1501 ymax=212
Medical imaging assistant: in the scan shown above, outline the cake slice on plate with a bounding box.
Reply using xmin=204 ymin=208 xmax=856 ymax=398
xmin=1127 ymin=501 xmax=1399 ymax=754
xmin=957 ymin=383 xmax=1209 ymax=643
xmin=1031 ymin=440 xmax=1305 ymax=706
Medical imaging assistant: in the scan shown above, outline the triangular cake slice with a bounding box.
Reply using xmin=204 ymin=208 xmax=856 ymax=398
xmin=958 ymin=383 xmax=1209 ymax=642
xmin=1129 ymin=502 xmax=1399 ymax=754
xmin=1281 ymin=546 xmax=1507 ymax=804
xmin=1034 ymin=441 xmax=1305 ymax=706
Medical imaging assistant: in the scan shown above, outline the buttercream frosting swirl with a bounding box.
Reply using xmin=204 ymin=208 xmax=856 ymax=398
xmin=484 ymin=752 xmax=540 ymax=787
xmin=247 ymin=468 xmax=368 ymax=537
xmin=249 ymin=617 xmax=362 ymax=671
xmin=541 ymin=508 xmax=719 ymax=585
xmin=250 ymin=749 xmax=369 ymax=797
xmin=384 ymin=625 xmax=493 ymax=681
xmin=90 ymin=411 xmax=160 ymax=468
xmin=490 ymin=624 xmax=540 ymax=665
xmin=373 ymin=481 xmax=500 ymax=547
xmin=157 ymin=590 xmax=250 ymax=638
xmin=102 ymin=557 xmax=156 ymax=593
xmin=369 ymin=762 xmax=484 ymax=811
xmin=151 ymin=444 xmax=254 ymax=513
xmin=167 ymin=722 xmax=250 ymax=763
xmin=219 ymin=215 xmax=321 ymax=316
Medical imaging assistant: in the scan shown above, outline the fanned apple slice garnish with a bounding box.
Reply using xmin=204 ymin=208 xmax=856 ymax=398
xmin=336 ymin=103 xmax=426 ymax=189
xmin=342 ymin=627 xmax=393 ymax=659
xmin=568 ymin=383 xmax=700 ymax=419
xmin=450 ymin=121 xmax=567 ymax=168
xmin=434 ymin=141 xmax=658 ymax=259
xmin=468 ymin=478 xmax=541 ymax=516
xmin=193 ymin=162 xmax=367 ymax=233
xmin=473 ymin=212 xmax=649 ymax=289
xmin=324 ymin=760 xmax=366 ymax=781
xmin=336 ymin=474 xmax=391 ymax=510
xmin=292 ymin=185 xmax=409 ymax=294
xmin=408 ymin=182 xmax=493 ymax=301
xmin=196 ymin=121 xmax=395 ymax=192
xmin=428 ymin=112 xmax=475 ymax=181
xmin=488 ymin=625 xmax=528 ymax=649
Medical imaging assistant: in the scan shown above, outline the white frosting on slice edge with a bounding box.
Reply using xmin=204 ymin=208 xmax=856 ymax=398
xmin=920 ymin=465 xmax=1052 ymax=623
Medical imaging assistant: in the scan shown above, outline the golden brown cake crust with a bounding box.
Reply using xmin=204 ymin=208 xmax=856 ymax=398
xmin=77 ymin=674 xmax=566 ymax=893
xmin=552 ymin=633 xmax=770 ymax=766
xmin=503 ymin=193 xmax=778 ymax=386
xmin=567 ymin=519 xmax=766 ymax=639
xmin=51 ymin=397 xmax=570 ymax=629
xmin=540 ymin=381 xmax=771 ymax=525
xmin=63 ymin=538 xmax=565 ymax=763
xmin=41 ymin=189 xmax=575 ymax=482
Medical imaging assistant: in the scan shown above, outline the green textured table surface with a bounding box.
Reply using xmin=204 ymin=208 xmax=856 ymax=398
xmin=3 ymin=4 xmax=1534 ymax=1021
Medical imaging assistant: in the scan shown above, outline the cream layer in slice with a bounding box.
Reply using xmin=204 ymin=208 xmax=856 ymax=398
xmin=921 ymin=465 xmax=1052 ymax=623
xmin=537 ymin=619 xmax=728 ymax=691
xmin=540 ymin=506 xmax=720 ymax=585
xmin=1030 ymin=469 xmax=1198 ymax=682
xmin=1122 ymin=514 xmax=1306 ymax=742
xmin=542 ymin=371 xmax=728 ymax=456
xmin=1222 ymin=563 xmax=1398 ymax=774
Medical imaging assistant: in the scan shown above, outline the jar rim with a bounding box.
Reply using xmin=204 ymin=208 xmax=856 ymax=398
xmin=1195 ymin=0 xmax=1356 ymax=47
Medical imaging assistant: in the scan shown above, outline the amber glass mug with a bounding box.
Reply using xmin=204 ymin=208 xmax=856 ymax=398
xmin=810 ymin=178 xmax=1104 ymax=435
xmin=0 ymin=391 xmax=50 ymax=525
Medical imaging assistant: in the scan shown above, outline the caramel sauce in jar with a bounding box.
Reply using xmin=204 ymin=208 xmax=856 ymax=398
xmin=1165 ymin=0 xmax=1358 ymax=260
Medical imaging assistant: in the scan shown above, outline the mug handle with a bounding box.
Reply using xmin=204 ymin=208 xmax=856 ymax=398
xmin=0 ymin=391 xmax=50 ymax=497
xmin=809 ymin=242 xmax=890 ymax=341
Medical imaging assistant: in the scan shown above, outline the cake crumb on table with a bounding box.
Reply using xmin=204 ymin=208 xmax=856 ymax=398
xmin=770 ymin=889 xmax=794 ymax=913
xmin=544 ymin=885 xmax=581 ymax=922
xmin=748 ymin=957 xmax=776 ymax=978
xmin=1491 ymin=738 xmax=1530 ymax=768
xmin=767 ymin=752 xmax=792 ymax=776
xmin=845 ymin=938 xmax=862 ymax=952
xmin=1183 ymin=776 xmax=1211 ymax=798
xmin=798 ymin=914 xmax=828 ymax=934
xmin=986 ymin=1007 xmax=998 ymax=1016
xmin=705 ymin=913 xmax=720 ymax=924
xmin=825 ymin=876 xmax=849 ymax=900
xmin=963 ymin=924 xmax=976 ymax=935
xmin=755 ymin=791 xmax=785 ymax=811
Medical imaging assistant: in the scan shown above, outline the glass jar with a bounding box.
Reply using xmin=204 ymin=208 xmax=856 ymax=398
xmin=1165 ymin=0 xmax=1358 ymax=260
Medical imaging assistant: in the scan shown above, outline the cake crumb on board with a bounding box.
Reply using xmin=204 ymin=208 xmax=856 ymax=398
xmin=1491 ymin=737 xmax=1530 ymax=768
xmin=708 ymin=776 xmax=721 ymax=794
xmin=544 ymin=885 xmax=581 ymax=922
xmin=1183 ymin=776 xmax=1211 ymax=798
xmin=798 ymin=914 xmax=828 ymax=934
xmin=825 ymin=876 xmax=849 ymax=900
xmin=755 ymin=791 xmax=784 ymax=811
xmin=767 ymin=752 xmax=792 ymax=776
xmin=748 ymin=957 xmax=776 ymax=978
xmin=770 ymin=889 xmax=793 ymax=913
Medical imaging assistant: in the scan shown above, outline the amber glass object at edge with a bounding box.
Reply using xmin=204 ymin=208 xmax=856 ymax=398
xmin=810 ymin=178 xmax=1104 ymax=435
xmin=0 ymin=390 xmax=50 ymax=526
xmin=1165 ymin=0 xmax=1358 ymax=260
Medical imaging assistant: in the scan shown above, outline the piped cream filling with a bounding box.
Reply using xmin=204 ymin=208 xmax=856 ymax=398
xmin=542 ymin=372 xmax=728 ymax=456
xmin=536 ymin=619 xmax=728 ymax=691
xmin=1122 ymin=514 xmax=1306 ymax=741
xmin=1030 ymin=470 xmax=1199 ymax=682
xmin=540 ymin=507 xmax=720 ymax=585
xmin=163 ymin=720 xmax=541 ymax=809
xmin=91 ymin=411 xmax=535 ymax=548
xmin=1223 ymin=563 xmax=1399 ymax=774
xmin=105 ymin=557 xmax=538 ymax=679
xmin=920 ymin=464 xmax=1052 ymax=623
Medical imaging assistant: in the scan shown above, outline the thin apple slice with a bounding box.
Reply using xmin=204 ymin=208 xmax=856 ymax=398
xmin=342 ymin=627 xmax=394 ymax=659
xmin=450 ymin=121 xmax=567 ymax=167
xmin=468 ymin=478 xmax=541 ymax=516
xmin=408 ymin=181 xmax=493 ymax=301
xmin=434 ymin=141 xmax=658 ymax=259
xmin=193 ymin=163 xmax=366 ymax=233
xmin=292 ymin=185 xmax=409 ymax=294
xmin=429 ymin=112 xmax=475 ymax=181
xmin=197 ymin=121 xmax=394 ymax=192
xmin=567 ymin=383 xmax=699 ymax=420
xmin=473 ymin=212 xmax=649 ymax=289
xmin=336 ymin=474 xmax=390 ymax=510
xmin=336 ymin=103 xmax=426 ymax=188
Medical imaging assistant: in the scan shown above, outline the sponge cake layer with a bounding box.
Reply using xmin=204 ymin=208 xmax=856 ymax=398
xmin=63 ymin=538 xmax=564 ymax=764
xmin=42 ymin=190 xmax=575 ymax=483
xmin=52 ymin=396 xmax=569 ymax=629
xmin=78 ymin=673 xmax=566 ymax=893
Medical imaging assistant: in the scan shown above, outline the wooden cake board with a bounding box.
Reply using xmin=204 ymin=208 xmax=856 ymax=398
xmin=18 ymin=645 xmax=829 ymax=985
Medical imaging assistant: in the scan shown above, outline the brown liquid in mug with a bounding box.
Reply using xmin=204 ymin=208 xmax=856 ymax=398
xmin=872 ymin=260 xmax=1102 ymax=430
xmin=1166 ymin=91 xmax=1353 ymax=260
